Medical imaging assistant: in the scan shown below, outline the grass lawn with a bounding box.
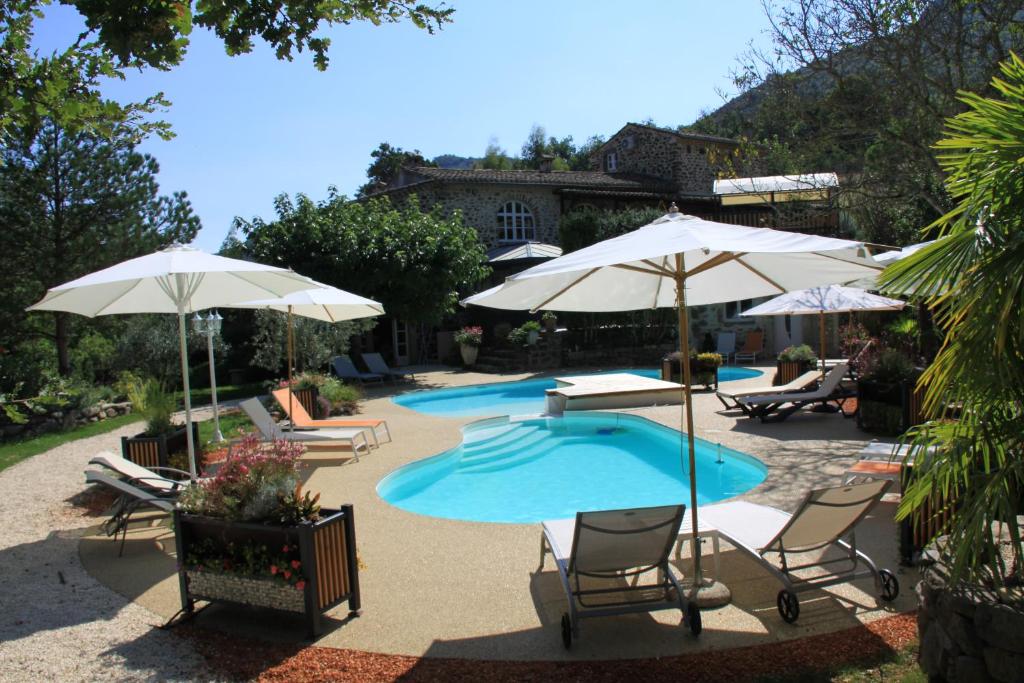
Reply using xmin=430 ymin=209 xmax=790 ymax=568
xmin=761 ymin=640 xmax=924 ymax=683
xmin=197 ymin=409 xmax=253 ymax=444
xmin=0 ymin=413 xmax=142 ymax=474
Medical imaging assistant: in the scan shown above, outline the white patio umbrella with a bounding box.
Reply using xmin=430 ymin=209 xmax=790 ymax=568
xmin=741 ymin=284 xmax=905 ymax=375
xmin=27 ymin=244 xmax=316 ymax=478
xmin=231 ymin=282 xmax=385 ymax=426
xmin=462 ymin=207 xmax=882 ymax=592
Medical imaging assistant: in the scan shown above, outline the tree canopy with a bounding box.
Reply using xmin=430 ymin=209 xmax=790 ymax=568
xmin=233 ymin=190 xmax=489 ymax=326
xmin=1 ymin=0 xmax=454 ymax=144
xmin=0 ymin=120 xmax=200 ymax=382
xmin=356 ymin=142 xmax=435 ymax=197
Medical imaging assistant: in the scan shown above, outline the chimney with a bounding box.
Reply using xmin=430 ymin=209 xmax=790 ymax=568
xmin=538 ymin=154 xmax=556 ymax=173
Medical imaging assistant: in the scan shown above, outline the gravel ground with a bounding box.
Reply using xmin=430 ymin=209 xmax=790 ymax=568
xmin=0 ymin=422 xmax=212 ymax=682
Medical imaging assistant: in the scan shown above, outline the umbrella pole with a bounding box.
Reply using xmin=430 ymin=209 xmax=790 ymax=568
xmin=177 ymin=305 xmax=197 ymax=480
xmin=675 ymin=265 xmax=702 ymax=587
xmin=288 ymin=306 xmax=294 ymax=433
xmin=819 ymin=311 xmax=827 ymax=378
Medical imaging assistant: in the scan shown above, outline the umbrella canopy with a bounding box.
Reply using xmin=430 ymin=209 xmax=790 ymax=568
xmin=28 ymin=244 xmax=315 ymax=477
xmin=741 ymin=285 xmax=905 ymax=374
xmin=230 ymin=282 xmax=385 ymax=426
xmin=463 ymin=209 xmax=882 ymax=591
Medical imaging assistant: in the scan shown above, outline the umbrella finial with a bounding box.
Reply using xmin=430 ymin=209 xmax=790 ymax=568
xmin=668 ymin=202 xmax=680 ymax=214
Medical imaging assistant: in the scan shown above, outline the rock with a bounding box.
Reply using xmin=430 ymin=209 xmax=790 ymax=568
xmin=920 ymin=620 xmax=954 ymax=677
xmin=37 ymin=419 xmax=59 ymax=434
xmin=82 ymin=406 xmax=100 ymax=418
xmin=89 ymin=416 xmax=98 ymax=423
xmin=955 ymin=655 xmax=994 ymax=683
xmin=3 ymin=424 xmax=25 ymax=437
xmin=977 ymin=603 xmax=1024 ymax=653
xmin=946 ymin=611 xmax=985 ymax=657
xmin=983 ymin=647 xmax=1024 ymax=683
xmin=105 ymin=409 xmax=117 ymax=418
xmin=51 ymin=411 xmax=63 ymax=419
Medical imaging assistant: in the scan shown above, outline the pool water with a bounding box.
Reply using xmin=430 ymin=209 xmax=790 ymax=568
xmin=377 ymin=412 xmax=768 ymax=524
xmin=393 ymin=367 xmax=762 ymax=417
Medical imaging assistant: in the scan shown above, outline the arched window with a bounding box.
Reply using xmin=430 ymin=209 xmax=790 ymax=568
xmin=496 ymin=201 xmax=536 ymax=242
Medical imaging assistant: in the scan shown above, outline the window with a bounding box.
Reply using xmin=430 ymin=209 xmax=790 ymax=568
xmin=622 ymin=135 xmax=636 ymax=150
xmin=724 ymin=299 xmax=756 ymax=321
xmin=605 ymin=151 xmax=618 ymax=172
xmin=496 ymin=201 xmax=536 ymax=242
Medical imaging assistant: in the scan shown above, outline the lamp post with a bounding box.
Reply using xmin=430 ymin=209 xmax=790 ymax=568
xmin=192 ymin=310 xmax=224 ymax=442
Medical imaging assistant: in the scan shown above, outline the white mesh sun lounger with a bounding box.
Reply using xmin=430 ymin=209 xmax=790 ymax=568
xmin=699 ymin=480 xmax=900 ymax=623
xmin=738 ymin=363 xmax=853 ymax=421
xmin=539 ymin=504 xmax=701 ymax=648
xmin=89 ymin=451 xmax=193 ymax=493
xmin=85 ymin=470 xmax=177 ymax=556
xmin=331 ymin=355 xmax=384 ymax=384
xmin=716 ymin=370 xmax=822 ymax=414
xmin=240 ymin=398 xmax=371 ymax=461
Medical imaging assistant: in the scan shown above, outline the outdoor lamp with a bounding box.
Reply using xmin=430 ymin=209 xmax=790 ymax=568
xmin=193 ymin=310 xmax=225 ymax=442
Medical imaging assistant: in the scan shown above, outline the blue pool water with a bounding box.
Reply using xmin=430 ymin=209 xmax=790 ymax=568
xmin=393 ymin=367 xmax=762 ymax=417
xmin=377 ymin=412 xmax=767 ymax=523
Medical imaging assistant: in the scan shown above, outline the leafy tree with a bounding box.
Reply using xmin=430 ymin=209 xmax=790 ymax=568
xmin=696 ymin=0 xmax=1022 ymax=246
xmin=357 ymin=142 xmax=436 ymax=197
xmin=249 ymin=309 xmax=371 ymax=374
xmin=558 ymin=206 xmax=665 ymax=253
xmin=0 ymin=120 xmax=200 ymax=380
xmin=234 ymin=190 xmax=489 ymax=330
xmin=476 ymin=138 xmax=516 ymax=170
xmin=112 ymin=314 xmax=227 ymax=387
xmin=881 ymin=53 xmax=1024 ymax=585
xmin=2 ymin=0 xmax=454 ymax=144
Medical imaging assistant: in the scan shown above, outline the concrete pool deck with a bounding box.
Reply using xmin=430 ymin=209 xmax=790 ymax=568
xmin=79 ymin=365 xmax=916 ymax=662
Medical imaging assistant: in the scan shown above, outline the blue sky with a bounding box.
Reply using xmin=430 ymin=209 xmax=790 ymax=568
xmin=37 ymin=1 xmax=774 ymax=252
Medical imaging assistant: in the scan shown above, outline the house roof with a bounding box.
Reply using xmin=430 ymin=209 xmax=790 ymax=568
xmin=486 ymin=242 xmax=563 ymax=262
xmin=397 ymin=167 xmax=677 ymax=193
xmin=596 ymin=122 xmax=741 ymax=152
xmin=714 ymin=173 xmax=839 ymax=195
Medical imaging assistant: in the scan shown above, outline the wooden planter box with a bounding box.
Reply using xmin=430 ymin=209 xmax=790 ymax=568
xmin=774 ymin=359 xmax=815 ymax=385
xmin=292 ymin=387 xmax=319 ymax=417
xmin=856 ymin=379 xmax=926 ymax=436
xmin=174 ymin=506 xmax=361 ymax=637
xmin=660 ymin=358 xmax=720 ymax=390
xmin=121 ymin=422 xmax=200 ymax=472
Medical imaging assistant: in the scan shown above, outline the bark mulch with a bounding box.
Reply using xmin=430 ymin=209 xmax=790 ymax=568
xmin=177 ymin=611 xmax=917 ymax=682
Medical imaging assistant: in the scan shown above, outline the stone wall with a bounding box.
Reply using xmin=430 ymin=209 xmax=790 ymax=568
xmin=917 ymin=559 xmax=1024 ymax=683
xmin=0 ymin=401 xmax=132 ymax=442
xmin=591 ymin=124 xmax=738 ymax=195
xmin=384 ymin=183 xmax=563 ymax=249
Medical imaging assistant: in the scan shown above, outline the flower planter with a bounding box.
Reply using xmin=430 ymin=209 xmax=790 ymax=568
xmin=857 ymin=379 xmax=926 ymax=436
xmin=291 ymin=387 xmax=319 ymax=417
xmin=174 ymin=506 xmax=361 ymax=638
xmin=660 ymin=357 xmax=719 ymax=390
xmin=774 ymin=359 xmax=815 ymax=386
xmin=121 ymin=422 xmax=200 ymax=472
xmin=459 ymin=344 xmax=479 ymax=366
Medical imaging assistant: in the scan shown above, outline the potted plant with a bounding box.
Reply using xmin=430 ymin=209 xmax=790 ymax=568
xmin=175 ymin=434 xmax=360 ymax=637
xmin=289 ymin=372 xmax=326 ymax=417
xmin=661 ymin=352 xmax=722 ymax=389
xmin=121 ymin=378 xmax=198 ymax=473
xmin=775 ymin=345 xmax=818 ymax=385
xmin=541 ymin=310 xmax=558 ymax=332
xmin=522 ymin=320 xmax=542 ymax=345
xmin=856 ymin=348 xmax=923 ymax=435
xmin=454 ymin=326 xmax=483 ymax=366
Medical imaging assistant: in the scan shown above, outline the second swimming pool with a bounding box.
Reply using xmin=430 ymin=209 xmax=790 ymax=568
xmin=393 ymin=366 xmax=762 ymax=417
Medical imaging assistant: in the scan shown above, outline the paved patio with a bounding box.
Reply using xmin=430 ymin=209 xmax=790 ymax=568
xmin=79 ymin=365 xmax=916 ymax=662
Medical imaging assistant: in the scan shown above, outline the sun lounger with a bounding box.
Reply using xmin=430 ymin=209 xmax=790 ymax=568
xmin=85 ymin=470 xmax=177 ymax=556
xmin=361 ymin=352 xmax=415 ymax=382
xmin=716 ymin=369 xmax=822 ymax=414
xmin=271 ymin=388 xmax=391 ymax=447
xmin=738 ymin=363 xmax=853 ymax=422
xmin=539 ymin=504 xmax=701 ymax=648
xmin=331 ymin=355 xmax=384 ymax=384
xmin=240 ymin=398 xmax=371 ymax=461
xmin=733 ymin=329 xmax=764 ymax=364
xmin=699 ymin=480 xmax=899 ymax=623
xmin=89 ymin=451 xmax=193 ymax=493
xmin=716 ymin=332 xmax=736 ymax=364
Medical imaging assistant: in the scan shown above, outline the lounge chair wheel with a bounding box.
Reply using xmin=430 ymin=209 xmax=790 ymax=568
xmin=560 ymin=613 xmax=573 ymax=649
xmin=878 ymin=569 xmax=900 ymax=602
xmin=686 ymin=603 xmax=702 ymax=636
xmin=777 ymin=590 xmax=800 ymax=623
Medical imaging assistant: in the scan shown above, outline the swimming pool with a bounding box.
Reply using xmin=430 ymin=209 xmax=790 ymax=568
xmin=377 ymin=412 xmax=768 ymax=523
xmin=393 ymin=367 xmax=762 ymax=417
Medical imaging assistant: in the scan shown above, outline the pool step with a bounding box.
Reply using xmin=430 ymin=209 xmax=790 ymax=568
xmin=461 ymin=422 xmax=519 ymax=446
xmin=461 ymin=424 xmax=540 ymax=456
xmin=458 ymin=428 xmax=547 ymax=466
xmin=457 ymin=436 xmax=554 ymax=474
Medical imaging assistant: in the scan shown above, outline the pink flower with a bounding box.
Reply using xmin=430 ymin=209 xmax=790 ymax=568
xmin=282 ymin=544 xmax=290 ymax=553
xmin=295 ymin=580 xmax=306 ymax=591
xmin=283 ymin=570 xmax=292 ymax=579
xmin=290 ymin=560 xmax=301 ymax=569
xmin=270 ymin=565 xmax=278 ymax=575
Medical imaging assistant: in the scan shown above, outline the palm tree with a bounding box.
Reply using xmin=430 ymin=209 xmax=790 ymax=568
xmin=880 ymin=53 xmax=1024 ymax=584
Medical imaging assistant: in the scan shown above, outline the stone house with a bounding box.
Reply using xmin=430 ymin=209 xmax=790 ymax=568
xmin=369 ymin=123 xmax=845 ymax=363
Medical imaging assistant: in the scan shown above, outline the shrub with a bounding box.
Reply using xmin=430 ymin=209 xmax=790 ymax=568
xmin=177 ymin=433 xmax=312 ymax=522
xmin=695 ymin=352 xmax=724 ymax=369
xmin=862 ymin=348 xmax=918 ymax=384
xmin=318 ymin=378 xmax=361 ymax=415
xmin=778 ymin=344 xmax=817 ymax=362
xmin=292 ymin=372 xmax=328 ymax=391
xmin=127 ymin=378 xmax=177 ymax=436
